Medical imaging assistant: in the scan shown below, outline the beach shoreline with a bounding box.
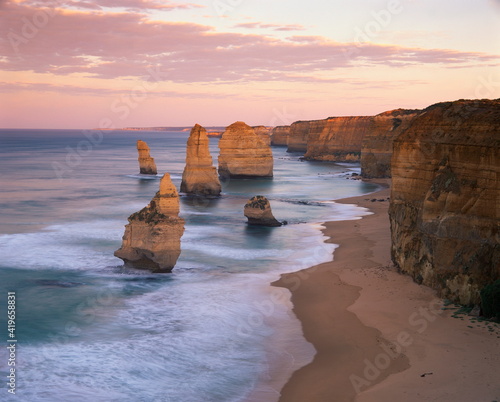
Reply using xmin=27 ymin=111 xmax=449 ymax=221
xmin=268 ymin=179 xmax=499 ymax=402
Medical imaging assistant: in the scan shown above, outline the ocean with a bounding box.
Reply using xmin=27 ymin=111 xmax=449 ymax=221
xmin=0 ymin=129 xmax=378 ymax=401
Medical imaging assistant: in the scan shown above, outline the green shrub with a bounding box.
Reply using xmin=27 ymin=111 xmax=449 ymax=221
xmin=480 ymin=279 xmax=500 ymax=319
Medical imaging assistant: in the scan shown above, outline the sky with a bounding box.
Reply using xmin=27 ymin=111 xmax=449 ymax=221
xmin=0 ymin=0 xmax=499 ymax=129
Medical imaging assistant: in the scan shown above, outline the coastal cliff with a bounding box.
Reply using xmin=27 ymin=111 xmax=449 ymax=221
xmin=271 ymin=126 xmax=290 ymax=146
xmin=218 ymin=121 xmax=273 ymax=177
xmin=287 ymin=121 xmax=311 ymax=153
xmin=137 ymin=140 xmax=157 ymax=175
xmin=304 ymin=116 xmax=373 ymax=161
xmin=361 ymin=109 xmax=421 ymax=178
xmin=180 ymin=124 xmax=221 ymax=196
xmin=114 ymin=173 xmax=185 ymax=272
xmin=389 ymin=99 xmax=500 ymax=304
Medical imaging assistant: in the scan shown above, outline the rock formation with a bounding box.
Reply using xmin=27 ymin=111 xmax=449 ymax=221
xmin=361 ymin=109 xmax=421 ymax=178
xmin=271 ymin=126 xmax=290 ymax=146
xmin=287 ymin=121 xmax=311 ymax=153
xmin=252 ymin=126 xmax=271 ymax=145
xmin=389 ymin=99 xmax=500 ymax=305
xmin=218 ymin=121 xmax=273 ymax=178
xmin=137 ymin=140 xmax=157 ymax=175
xmin=304 ymin=116 xmax=373 ymax=161
xmin=114 ymin=173 xmax=185 ymax=272
xmin=244 ymin=195 xmax=282 ymax=227
xmin=180 ymin=124 xmax=221 ymax=196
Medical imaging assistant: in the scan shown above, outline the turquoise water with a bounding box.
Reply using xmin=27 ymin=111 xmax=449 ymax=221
xmin=0 ymin=129 xmax=377 ymax=401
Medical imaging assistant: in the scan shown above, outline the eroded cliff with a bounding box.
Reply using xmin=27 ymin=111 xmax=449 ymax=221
xmin=389 ymin=99 xmax=500 ymax=304
xmin=361 ymin=109 xmax=421 ymax=178
xmin=287 ymin=121 xmax=311 ymax=153
xmin=304 ymin=116 xmax=373 ymax=161
xmin=271 ymin=126 xmax=290 ymax=146
xmin=114 ymin=173 xmax=185 ymax=272
xmin=218 ymin=121 xmax=273 ymax=178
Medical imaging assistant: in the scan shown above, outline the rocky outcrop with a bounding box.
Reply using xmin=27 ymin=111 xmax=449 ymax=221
xmin=361 ymin=109 xmax=421 ymax=178
xmin=114 ymin=173 xmax=185 ymax=272
xmin=180 ymin=124 xmax=221 ymax=196
xmin=244 ymin=195 xmax=282 ymax=226
xmin=287 ymin=121 xmax=311 ymax=153
xmin=304 ymin=116 xmax=373 ymax=161
xmin=389 ymin=99 xmax=500 ymax=305
xmin=218 ymin=121 xmax=273 ymax=178
xmin=137 ymin=140 xmax=157 ymax=175
xmin=271 ymin=126 xmax=290 ymax=146
xmin=252 ymin=126 xmax=271 ymax=145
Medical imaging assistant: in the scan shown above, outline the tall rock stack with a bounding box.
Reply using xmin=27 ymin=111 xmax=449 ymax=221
xmin=361 ymin=109 xmax=421 ymax=178
xmin=180 ymin=124 xmax=222 ymax=196
xmin=304 ymin=116 xmax=373 ymax=161
xmin=218 ymin=121 xmax=274 ymax=178
xmin=114 ymin=173 xmax=185 ymax=272
xmin=137 ymin=140 xmax=157 ymax=175
xmin=252 ymin=125 xmax=271 ymax=146
xmin=389 ymin=99 xmax=500 ymax=304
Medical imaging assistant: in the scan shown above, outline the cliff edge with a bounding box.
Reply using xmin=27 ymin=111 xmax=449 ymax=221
xmin=389 ymin=99 xmax=500 ymax=304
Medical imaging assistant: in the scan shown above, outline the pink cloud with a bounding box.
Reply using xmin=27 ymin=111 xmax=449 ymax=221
xmin=1 ymin=1 xmax=498 ymax=84
xmin=234 ymin=22 xmax=306 ymax=31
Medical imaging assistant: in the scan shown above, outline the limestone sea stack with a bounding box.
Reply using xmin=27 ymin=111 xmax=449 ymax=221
xmin=180 ymin=124 xmax=221 ymax=196
xmin=389 ymin=99 xmax=500 ymax=304
xmin=218 ymin=121 xmax=273 ymax=178
xmin=244 ymin=195 xmax=282 ymax=227
xmin=137 ymin=140 xmax=157 ymax=175
xmin=114 ymin=173 xmax=185 ymax=272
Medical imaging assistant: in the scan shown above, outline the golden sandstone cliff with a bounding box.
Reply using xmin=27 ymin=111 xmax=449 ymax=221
xmin=180 ymin=124 xmax=221 ymax=196
xmin=389 ymin=99 xmax=500 ymax=305
xmin=360 ymin=109 xmax=420 ymax=178
xmin=137 ymin=140 xmax=157 ymax=175
xmin=218 ymin=121 xmax=273 ymax=178
xmin=271 ymin=126 xmax=290 ymax=146
xmin=304 ymin=116 xmax=373 ymax=161
xmin=287 ymin=121 xmax=311 ymax=152
xmin=114 ymin=173 xmax=185 ymax=272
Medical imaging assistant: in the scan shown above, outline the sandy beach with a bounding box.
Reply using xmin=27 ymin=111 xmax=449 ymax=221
xmin=273 ymin=180 xmax=500 ymax=402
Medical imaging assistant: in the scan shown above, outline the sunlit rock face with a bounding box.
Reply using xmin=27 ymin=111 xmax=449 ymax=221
xmin=304 ymin=116 xmax=373 ymax=162
xmin=271 ymin=126 xmax=290 ymax=146
xmin=389 ymin=99 xmax=500 ymax=304
xmin=114 ymin=173 xmax=185 ymax=272
xmin=137 ymin=140 xmax=157 ymax=175
xmin=361 ymin=109 xmax=421 ymax=178
xmin=218 ymin=121 xmax=273 ymax=178
xmin=180 ymin=124 xmax=221 ymax=196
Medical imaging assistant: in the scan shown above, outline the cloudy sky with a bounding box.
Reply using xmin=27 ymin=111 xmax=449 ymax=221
xmin=1 ymin=0 xmax=499 ymax=129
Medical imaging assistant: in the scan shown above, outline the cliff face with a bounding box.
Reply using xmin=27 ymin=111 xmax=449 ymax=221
xmin=218 ymin=121 xmax=273 ymax=177
xmin=271 ymin=126 xmax=290 ymax=146
xmin=304 ymin=116 xmax=373 ymax=161
xmin=389 ymin=99 xmax=500 ymax=304
xmin=252 ymin=126 xmax=271 ymax=146
xmin=361 ymin=109 xmax=421 ymax=178
xmin=137 ymin=140 xmax=157 ymax=175
xmin=114 ymin=173 xmax=185 ymax=272
xmin=180 ymin=124 xmax=221 ymax=196
xmin=287 ymin=121 xmax=311 ymax=152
